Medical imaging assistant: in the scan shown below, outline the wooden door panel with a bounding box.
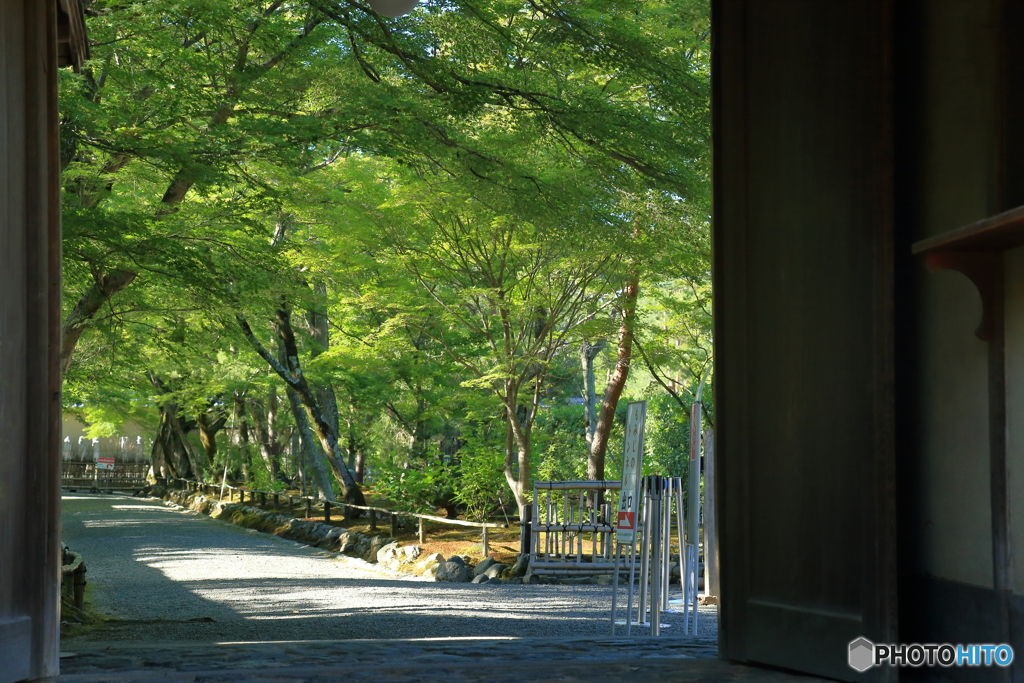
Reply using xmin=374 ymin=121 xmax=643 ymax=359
xmin=713 ymin=1 xmax=898 ymax=680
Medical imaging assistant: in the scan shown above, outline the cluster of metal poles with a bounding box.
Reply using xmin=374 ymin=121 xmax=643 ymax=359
xmin=610 ymin=475 xmax=699 ymax=636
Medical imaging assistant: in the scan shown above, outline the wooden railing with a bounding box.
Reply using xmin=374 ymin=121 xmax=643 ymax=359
xmin=170 ymin=478 xmax=509 ymax=555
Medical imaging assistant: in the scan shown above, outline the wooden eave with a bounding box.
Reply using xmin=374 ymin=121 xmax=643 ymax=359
xmin=912 ymin=204 xmax=1024 ymax=254
xmin=57 ymin=0 xmax=89 ymax=72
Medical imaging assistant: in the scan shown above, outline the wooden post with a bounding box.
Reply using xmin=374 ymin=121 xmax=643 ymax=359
xmin=73 ymin=563 xmax=87 ymax=611
xmin=703 ymin=429 xmax=719 ymax=599
xmin=324 ymin=501 xmax=331 ymax=523
xmin=389 ymin=513 xmax=396 ymax=537
xmin=260 ymin=492 xmax=266 ymax=507
xmin=273 ymin=493 xmax=279 ymax=509
xmin=519 ymin=505 xmax=532 ymax=555
xmin=239 ymin=490 xmax=245 ymax=504
xmin=305 ymin=498 xmax=312 ymax=519
xmin=482 ymin=525 xmax=489 ymax=557
xmin=418 ymin=517 xmax=426 ymax=544
xmin=369 ymin=509 xmax=377 ymax=531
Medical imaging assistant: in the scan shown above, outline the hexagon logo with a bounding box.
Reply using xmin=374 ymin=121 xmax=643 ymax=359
xmin=848 ymin=637 xmax=875 ymax=672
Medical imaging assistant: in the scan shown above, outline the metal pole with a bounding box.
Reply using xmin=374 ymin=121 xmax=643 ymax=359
xmin=637 ymin=477 xmax=652 ymax=626
xmin=611 ymin=542 xmax=622 ymax=635
xmin=662 ymin=477 xmax=672 ymax=611
xmin=625 ymin=521 xmax=639 ymax=636
xmin=651 ymin=476 xmax=663 ymax=636
xmin=674 ymin=481 xmax=688 ymax=633
xmin=687 ymin=401 xmax=703 ymax=635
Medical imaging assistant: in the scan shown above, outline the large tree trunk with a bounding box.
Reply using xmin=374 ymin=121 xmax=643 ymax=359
xmin=588 ymin=277 xmax=640 ymax=482
xmin=61 ymin=269 xmax=137 ymax=373
xmin=195 ymin=404 xmax=227 ymax=467
xmin=237 ymin=306 xmax=365 ymax=507
xmin=148 ymin=372 xmax=204 ymax=480
xmin=285 ymin=387 xmax=335 ymax=500
xmin=306 ymin=280 xmax=340 ymax=437
xmin=150 ymin=403 xmax=201 ymax=480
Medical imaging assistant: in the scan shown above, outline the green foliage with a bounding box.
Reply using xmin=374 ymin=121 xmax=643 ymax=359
xmin=369 ymin=456 xmax=456 ymax=514
xmin=532 ymin=404 xmax=589 ymax=482
xmin=59 ymin=0 xmax=714 ymax=515
xmin=642 ymin=392 xmax=691 ymax=477
xmin=451 ymin=436 xmax=510 ymax=522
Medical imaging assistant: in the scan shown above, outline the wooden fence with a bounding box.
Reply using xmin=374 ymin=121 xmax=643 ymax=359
xmin=61 ymin=461 xmax=150 ymax=491
xmin=171 ymin=478 xmax=509 ymax=555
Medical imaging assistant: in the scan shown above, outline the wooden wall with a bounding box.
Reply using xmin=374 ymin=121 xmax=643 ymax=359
xmin=0 ymin=0 xmax=64 ymax=680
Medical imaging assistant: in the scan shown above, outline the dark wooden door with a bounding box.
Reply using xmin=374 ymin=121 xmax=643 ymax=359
xmin=713 ymin=2 xmax=898 ymax=681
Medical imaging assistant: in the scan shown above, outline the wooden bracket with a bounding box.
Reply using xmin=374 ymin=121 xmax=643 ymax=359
xmin=923 ymin=251 xmax=1001 ymax=342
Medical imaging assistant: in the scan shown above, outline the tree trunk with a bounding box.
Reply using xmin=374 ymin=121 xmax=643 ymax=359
xmin=588 ymin=277 xmax=640 ymax=482
xmin=61 ymin=269 xmax=137 ymax=373
xmin=580 ymin=340 xmax=606 ymax=451
xmin=237 ymin=306 xmax=365 ymax=507
xmin=231 ymin=391 xmax=252 ymax=481
xmin=148 ymin=372 xmax=203 ymax=480
xmin=501 ymin=383 xmax=533 ymax=518
xmin=306 ymin=280 xmax=341 ymax=437
xmin=195 ymin=406 xmax=227 ymax=468
xmin=355 ymin=450 xmax=366 ymax=484
xmin=248 ymin=389 xmax=287 ymax=483
xmin=285 ymin=387 xmax=334 ymax=500
xmin=150 ymin=402 xmax=201 ymax=480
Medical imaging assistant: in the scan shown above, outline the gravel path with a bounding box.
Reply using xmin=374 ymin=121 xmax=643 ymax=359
xmin=61 ymin=492 xmax=718 ymax=645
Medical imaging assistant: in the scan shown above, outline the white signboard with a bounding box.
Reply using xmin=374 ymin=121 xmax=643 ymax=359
xmin=616 ymin=401 xmax=647 ymax=544
xmin=96 ymin=457 xmax=115 ymax=471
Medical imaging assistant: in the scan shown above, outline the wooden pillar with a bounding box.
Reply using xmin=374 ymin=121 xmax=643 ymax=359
xmin=418 ymin=518 xmax=426 ymax=544
xmin=702 ymin=429 xmax=719 ymax=599
xmin=0 ymin=1 xmax=70 ymax=679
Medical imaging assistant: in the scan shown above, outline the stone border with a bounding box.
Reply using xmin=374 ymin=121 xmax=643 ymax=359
xmin=145 ymin=486 xmax=600 ymax=585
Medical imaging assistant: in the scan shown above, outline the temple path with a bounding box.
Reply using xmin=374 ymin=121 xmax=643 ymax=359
xmin=54 ymin=494 xmax=826 ymax=682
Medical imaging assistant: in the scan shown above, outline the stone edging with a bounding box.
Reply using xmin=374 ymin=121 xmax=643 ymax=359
xmin=144 ymin=486 xmax=598 ymax=585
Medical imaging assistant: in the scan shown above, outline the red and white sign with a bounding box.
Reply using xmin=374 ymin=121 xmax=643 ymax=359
xmin=615 ymin=401 xmax=646 ymax=545
xmin=617 ymin=511 xmax=636 ymax=531
xmin=96 ymin=457 xmax=115 ymax=471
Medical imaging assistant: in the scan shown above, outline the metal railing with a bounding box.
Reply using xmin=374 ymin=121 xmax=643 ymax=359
xmin=529 ymin=480 xmax=623 ymax=576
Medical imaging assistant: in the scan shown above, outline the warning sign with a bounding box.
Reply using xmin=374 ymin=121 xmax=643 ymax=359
xmin=96 ymin=457 xmax=115 ymax=471
xmin=615 ymin=401 xmax=646 ymax=545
